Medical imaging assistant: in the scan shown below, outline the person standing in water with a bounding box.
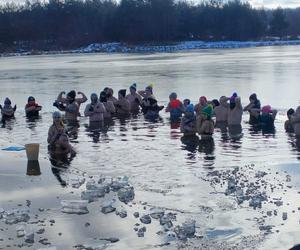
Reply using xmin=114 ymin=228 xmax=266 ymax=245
xmin=195 ymin=96 xmax=208 ymax=117
xmin=99 ymin=91 xmax=116 ymax=119
xmin=126 ymin=83 xmax=142 ymax=113
xmin=84 ymin=93 xmax=106 ymax=124
xmin=105 ymin=88 xmax=118 ymax=106
xmin=139 ymin=84 xmax=164 ymax=117
xmin=285 ymin=108 xmax=295 ymax=133
xmin=115 ymin=89 xmax=130 ymax=115
xmin=197 ymin=104 xmax=214 ymax=139
xmin=55 ymin=90 xmax=87 ymax=124
xmin=47 ymin=111 xmax=75 ymax=156
xmin=214 ymin=96 xmax=229 ymax=123
xmin=243 ymin=93 xmax=261 ymax=125
xmin=227 ymin=94 xmax=243 ymax=137
xmin=260 ymin=105 xmax=277 ymax=132
xmin=292 ymin=106 xmax=300 ymax=137
xmin=180 ymin=104 xmax=197 ymax=136
xmin=0 ymin=98 xmax=16 ymax=120
xmin=25 ymin=96 xmax=42 ymax=118
xmin=166 ymin=92 xmax=185 ymax=121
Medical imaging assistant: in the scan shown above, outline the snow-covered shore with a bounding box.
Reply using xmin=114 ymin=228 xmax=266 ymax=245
xmin=2 ymin=40 xmax=300 ymax=57
xmin=77 ymin=40 xmax=300 ymax=53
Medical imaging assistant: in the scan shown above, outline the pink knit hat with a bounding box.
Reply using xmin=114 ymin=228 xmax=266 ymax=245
xmin=262 ymin=105 xmax=272 ymax=113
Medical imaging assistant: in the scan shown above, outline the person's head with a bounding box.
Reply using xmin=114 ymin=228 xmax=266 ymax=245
xmin=183 ymin=99 xmax=190 ymax=107
xmin=99 ymin=91 xmax=107 ymax=103
xmin=145 ymin=84 xmax=153 ymax=96
xmin=106 ymin=88 xmax=113 ymax=98
xmin=296 ymin=106 xmax=300 ymax=116
xmin=249 ymin=93 xmax=257 ymax=102
xmin=211 ymin=99 xmax=220 ymax=108
xmin=262 ymin=105 xmax=272 ymax=114
xmin=199 ymin=96 xmax=207 ymax=106
xmin=52 ymin=111 xmax=62 ymax=124
xmin=219 ymin=96 xmax=228 ymax=106
xmin=232 ymin=92 xmax=238 ymax=98
xmin=287 ymin=108 xmax=295 ymax=119
xmin=4 ymin=97 xmax=11 ymax=106
xmin=202 ymin=104 xmax=213 ymax=119
xmin=230 ymin=96 xmax=236 ymax=110
xmin=90 ymin=93 xmax=98 ymax=104
xmin=118 ymin=89 xmax=126 ymax=99
xmin=130 ymin=83 xmax=137 ymax=95
xmin=169 ymin=92 xmax=177 ymax=101
xmin=67 ymin=90 xmax=76 ymax=103
xmin=27 ymin=96 xmax=35 ymax=104
xmin=185 ymin=104 xmax=194 ymax=117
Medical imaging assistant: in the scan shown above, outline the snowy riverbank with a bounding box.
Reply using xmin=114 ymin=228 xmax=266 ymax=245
xmin=2 ymin=40 xmax=300 ymax=57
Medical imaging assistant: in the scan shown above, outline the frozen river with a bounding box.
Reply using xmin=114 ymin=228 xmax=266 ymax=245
xmin=0 ymin=46 xmax=300 ymax=249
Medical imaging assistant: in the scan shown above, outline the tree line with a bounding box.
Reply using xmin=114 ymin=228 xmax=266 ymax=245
xmin=0 ymin=0 xmax=300 ymax=52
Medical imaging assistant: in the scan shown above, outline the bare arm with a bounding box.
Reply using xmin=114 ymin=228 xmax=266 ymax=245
xmin=76 ymin=91 xmax=88 ymax=104
xmin=243 ymin=102 xmax=254 ymax=111
xmin=138 ymin=90 xmax=146 ymax=98
xmin=84 ymin=104 xmax=93 ymax=117
xmin=57 ymin=91 xmax=67 ymax=103
xmin=271 ymin=110 xmax=278 ymax=120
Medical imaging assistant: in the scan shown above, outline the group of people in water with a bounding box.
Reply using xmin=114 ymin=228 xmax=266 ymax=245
xmin=1 ymin=83 xmax=300 ymax=156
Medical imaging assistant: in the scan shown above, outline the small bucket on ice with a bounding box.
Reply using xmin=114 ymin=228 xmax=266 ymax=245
xmin=25 ymin=143 xmax=39 ymax=161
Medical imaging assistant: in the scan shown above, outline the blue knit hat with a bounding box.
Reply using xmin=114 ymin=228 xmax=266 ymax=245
xmin=186 ymin=104 xmax=194 ymax=113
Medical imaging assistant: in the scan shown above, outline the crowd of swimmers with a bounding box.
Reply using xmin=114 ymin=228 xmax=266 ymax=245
xmin=1 ymin=83 xmax=300 ymax=156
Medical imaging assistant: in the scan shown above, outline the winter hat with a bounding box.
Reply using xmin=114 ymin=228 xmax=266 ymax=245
xmin=52 ymin=111 xmax=62 ymax=119
xmin=4 ymin=97 xmax=11 ymax=105
xmin=91 ymin=93 xmax=98 ymax=103
xmin=287 ymin=108 xmax=295 ymax=116
xmin=146 ymin=84 xmax=153 ymax=93
xmin=169 ymin=92 xmax=177 ymax=100
xmin=118 ymin=89 xmax=126 ymax=98
xmin=262 ymin=105 xmax=272 ymax=114
xmin=67 ymin=90 xmax=76 ymax=99
xmin=232 ymin=92 xmax=238 ymax=98
xmin=100 ymin=91 xmax=107 ymax=102
xmin=183 ymin=99 xmax=190 ymax=105
xmin=249 ymin=93 xmax=257 ymax=101
xmin=202 ymin=104 xmax=213 ymax=117
xmin=219 ymin=96 xmax=228 ymax=104
xmin=130 ymin=83 xmax=137 ymax=90
xmin=212 ymin=99 xmax=220 ymax=107
xmin=186 ymin=104 xmax=194 ymax=113
xmin=28 ymin=96 xmax=35 ymax=102
xmin=199 ymin=96 xmax=207 ymax=105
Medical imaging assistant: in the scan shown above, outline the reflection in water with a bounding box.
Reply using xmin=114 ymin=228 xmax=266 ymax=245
xmin=181 ymin=135 xmax=199 ymax=153
xmin=287 ymin=134 xmax=300 ymax=161
xmin=262 ymin=125 xmax=276 ymax=136
xmin=66 ymin=121 xmax=80 ymax=140
xmin=49 ymin=151 xmax=75 ymax=187
xmin=198 ymin=137 xmax=215 ymax=167
xmin=228 ymin=124 xmax=243 ymax=140
xmin=26 ymin=160 xmax=41 ymax=176
xmin=84 ymin=121 xmax=105 ymax=143
xmin=26 ymin=116 xmax=42 ymax=130
xmin=1 ymin=117 xmax=15 ymax=129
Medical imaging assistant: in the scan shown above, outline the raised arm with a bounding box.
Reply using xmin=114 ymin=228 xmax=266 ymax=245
xmin=57 ymin=91 xmax=67 ymax=103
xmin=76 ymin=91 xmax=88 ymax=104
